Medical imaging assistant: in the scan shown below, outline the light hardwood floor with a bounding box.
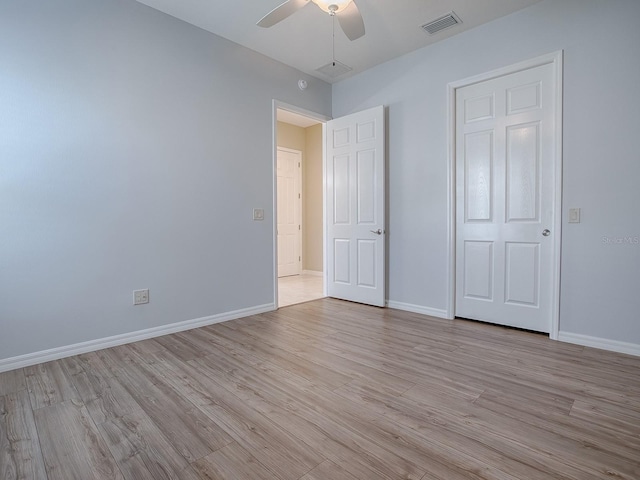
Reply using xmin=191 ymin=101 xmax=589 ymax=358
xmin=1 ymin=298 xmax=639 ymax=479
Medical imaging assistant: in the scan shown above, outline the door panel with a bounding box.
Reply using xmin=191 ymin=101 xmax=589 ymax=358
xmin=357 ymin=239 xmax=376 ymax=287
xmin=333 ymin=239 xmax=350 ymax=284
xmin=463 ymin=241 xmax=494 ymax=300
xmin=507 ymin=82 xmax=541 ymax=114
xmin=326 ymin=106 xmax=385 ymax=307
xmin=333 ymin=155 xmax=350 ymax=224
xmin=357 ymin=150 xmax=376 ymax=224
xmin=464 ymin=130 xmax=493 ymax=222
xmin=504 ymin=242 xmax=539 ymax=306
xmin=465 ymin=94 xmax=495 ymax=123
xmin=506 ymin=122 xmax=539 ymax=222
xmin=456 ymin=63 xmax=557 ymax=333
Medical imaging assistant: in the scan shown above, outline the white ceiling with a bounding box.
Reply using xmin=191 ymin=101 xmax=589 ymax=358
xmin=135 ymin=0 xmax=542 ymax=83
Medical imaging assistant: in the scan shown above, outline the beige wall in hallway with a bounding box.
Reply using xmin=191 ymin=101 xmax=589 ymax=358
xmin=277 ymin=121 xmax=323 ymax=273
xmin=303 ymin=124 xmax=323 ymax=272
xmin=277 ymin=121 xmax=305 ymax=152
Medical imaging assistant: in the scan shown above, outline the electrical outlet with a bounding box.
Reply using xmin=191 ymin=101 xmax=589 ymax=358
xmin=253 ymin=208 xmax=264 ymax=221
xmin=133 ymin=289 xmax=149 ymax=305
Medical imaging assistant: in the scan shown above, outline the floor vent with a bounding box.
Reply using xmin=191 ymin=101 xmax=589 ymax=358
xmin=421 ymin=11 xmax=462 ymax=35
xmin=316 ymin=61 xmax=352 ymax=78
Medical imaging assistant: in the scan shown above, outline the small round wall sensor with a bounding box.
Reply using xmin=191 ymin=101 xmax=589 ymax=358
xmin=298 ymin=79 xmax=308 ymax=91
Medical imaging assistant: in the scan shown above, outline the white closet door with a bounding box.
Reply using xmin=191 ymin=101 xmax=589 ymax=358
xmin=456 ymin=63 xmax=558 ymax=333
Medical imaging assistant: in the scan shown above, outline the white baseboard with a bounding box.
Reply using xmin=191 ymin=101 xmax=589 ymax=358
xmin=386 ymin=300 xmax=449 ymax=319
xmin=302 ymin=270 xmax=323 ymax=277
xmin=558 ymin=331 xmax=640 ymax=357
xmin=0 ymin=303 xmax=275 ymax=373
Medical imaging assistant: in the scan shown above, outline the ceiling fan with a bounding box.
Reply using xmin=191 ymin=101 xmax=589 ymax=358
xmin=257 ymin=0 xmax=365 ymax=41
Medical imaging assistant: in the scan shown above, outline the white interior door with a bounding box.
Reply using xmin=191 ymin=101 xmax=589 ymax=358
xmin=455 ymin=63 xmax=558 ymax=333
xmin=277 ymin=147 xmax=302 ymax=278
xmin=326 ymin=105 xmax=385 ymax=307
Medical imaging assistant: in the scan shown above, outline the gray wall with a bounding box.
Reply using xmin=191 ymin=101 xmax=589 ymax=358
xmin=0 ymin=0 xmax=331 ymax=360
xmin=333 ymin=0 xmax=640 ymax=345
xmin=3 ymin=0 xmax=639 ymax=363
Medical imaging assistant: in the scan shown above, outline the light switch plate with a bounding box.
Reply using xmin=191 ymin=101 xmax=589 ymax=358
xmin=253 ymin=208 xmax=264 ymax=221
xmin=568 ymin=208 xmax=581 ymax=223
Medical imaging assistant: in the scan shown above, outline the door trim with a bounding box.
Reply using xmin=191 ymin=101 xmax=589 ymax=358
xmin=446 ymin=51 xmax=563 ymax=340
xmin=272 ymin=100 xmax=331 ymax=308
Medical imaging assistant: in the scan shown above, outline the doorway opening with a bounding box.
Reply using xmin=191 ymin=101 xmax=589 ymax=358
xmin=275 ymin=106 xmax=327 ymax=307
xmin=273 ymin=102 xmax=387 ymax=309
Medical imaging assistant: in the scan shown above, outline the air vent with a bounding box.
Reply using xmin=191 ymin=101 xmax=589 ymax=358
xmin=316 ymin=61 xmax=352 ymax=78
xmin=421 ymin=11 xmax=462 ymax=35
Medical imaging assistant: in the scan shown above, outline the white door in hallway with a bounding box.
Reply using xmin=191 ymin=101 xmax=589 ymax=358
xmin=326 ymin=105 xmax=386 ymax=307
xmin=455 ymin=62 xmax=559 ymax=333
xmin=277 ymin=147 xmax=302 ymax=278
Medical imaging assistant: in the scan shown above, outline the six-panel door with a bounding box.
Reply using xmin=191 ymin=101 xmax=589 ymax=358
xmin=277 ymin=148 xmax=302 ymax=278
xmin=326 ymin=106 xmax=385 ymax=307
xmin=455 ymin=63 xmax=557 ymax=333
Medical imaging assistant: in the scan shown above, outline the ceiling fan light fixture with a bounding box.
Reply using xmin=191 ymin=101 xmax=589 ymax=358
xmin=257 ymin=0 xmax=364 ymax=42
xmin=311 ymin=0 xmax=352 ymax=14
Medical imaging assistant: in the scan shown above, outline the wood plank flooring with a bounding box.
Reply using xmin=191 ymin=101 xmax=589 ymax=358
xmin=1 ymin=298 xmax=639 ymax=479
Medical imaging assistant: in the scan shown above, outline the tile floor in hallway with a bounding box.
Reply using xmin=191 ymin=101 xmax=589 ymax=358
xmin=278 ymin=273 xmax=324 ymax=307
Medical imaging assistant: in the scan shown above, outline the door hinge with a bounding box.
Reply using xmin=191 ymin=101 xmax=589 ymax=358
xmin=298 ymin=225 xmax=301 ymax=230
xmin=299 ymin=256 xmax=301 ymax=261
xmin=298 ymin=193 xmax=301 ymax=199
xmin=298 ymin=162 xmax=301 ymax=167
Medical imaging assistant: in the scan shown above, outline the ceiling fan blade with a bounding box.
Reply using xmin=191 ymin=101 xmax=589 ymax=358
xmin=257 ymin=0 xmax=310 ymax=28
xmin=337 ymin=0 xmax=365 ymax=41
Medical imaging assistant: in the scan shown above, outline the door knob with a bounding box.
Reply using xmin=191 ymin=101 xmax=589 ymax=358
xmin=370 ymin=229 xmax=383 ymax=235
xmin=542 ymin=229 xmax=551 ymax=237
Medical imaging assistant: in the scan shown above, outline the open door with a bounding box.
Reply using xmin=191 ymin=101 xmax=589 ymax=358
xmin=326 ymin=105 xmax=386 ymax=307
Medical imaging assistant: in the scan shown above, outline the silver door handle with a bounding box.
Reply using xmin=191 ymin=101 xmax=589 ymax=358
xmin=542 ymin=229 xmax=551 ymax=236
xmin=370 ymin=229 xmax=383 ymax=235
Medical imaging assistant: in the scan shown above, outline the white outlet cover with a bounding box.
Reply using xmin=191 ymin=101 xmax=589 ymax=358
xmin=133 ymin=289 xmax=149 ymax=305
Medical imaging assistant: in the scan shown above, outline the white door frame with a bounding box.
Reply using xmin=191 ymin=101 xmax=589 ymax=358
xmin=272 ymin=100 xmax=331 ymax=307
xmin=446 ymin=51 xmax=564 ymax=340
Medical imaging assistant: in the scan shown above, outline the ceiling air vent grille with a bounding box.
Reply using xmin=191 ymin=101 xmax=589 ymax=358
xmin=421 ymin=12 xmax=462 ymax=35
xmin=316 ymin=61 xmax=352 ymax=78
